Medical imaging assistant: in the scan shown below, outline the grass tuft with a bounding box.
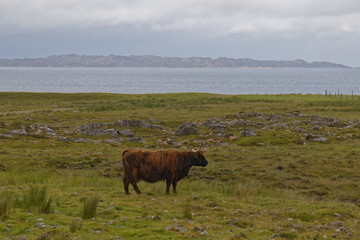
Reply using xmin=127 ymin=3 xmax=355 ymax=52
xmin=69 ymin=218 xmax=82 ymax=233
xmin=82 ymin=195 xmax=99 ymax=219
xmin=182 ymin=199 xmax=193 ymax=220
xmin=0 ymin=197 xmax=13 ymax=220
xmin=17 ymin=186 xmax=52 ymax=213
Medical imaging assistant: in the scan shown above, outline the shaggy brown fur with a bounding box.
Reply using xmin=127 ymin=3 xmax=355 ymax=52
xmin=122 ymin=149 xmax=208 ymax=194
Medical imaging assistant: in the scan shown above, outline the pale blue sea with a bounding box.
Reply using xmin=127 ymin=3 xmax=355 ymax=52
xmin=0 ymin=67 xmax=359 ymax=94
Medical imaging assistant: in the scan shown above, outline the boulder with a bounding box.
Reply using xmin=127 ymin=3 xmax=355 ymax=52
xmin=119 ymin=129 xmax=134 ymax=137
xmin=114 ymin=119 xmax=163 ymax=130
xmin=127 ymin=137 xmax=146 ymax=143
xmin=7 ymin=129 xmax=28 ymax=135
xmin=240 ymin=129 xmax=256 ymax=137
xmin=75 ymin=123 xmax=104 ymax=136
xmin=176 ymin=122 xmax=199 ymax=135
xmin=229 ymin=119 xmax=248 ymax=127
xmin=206 ymin=123 xmax=226 ymax=133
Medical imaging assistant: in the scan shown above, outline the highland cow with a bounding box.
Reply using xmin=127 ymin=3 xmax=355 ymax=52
xmin=122 ymin=147 xmax=208 ymax=195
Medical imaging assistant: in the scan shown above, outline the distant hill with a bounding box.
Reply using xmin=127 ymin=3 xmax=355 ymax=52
xmin=0 ymin=54 xmax=350 ymax=68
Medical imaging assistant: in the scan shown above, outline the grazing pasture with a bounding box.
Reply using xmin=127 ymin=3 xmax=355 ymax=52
xmin=0 ymin=92 xmax=359 ymax=239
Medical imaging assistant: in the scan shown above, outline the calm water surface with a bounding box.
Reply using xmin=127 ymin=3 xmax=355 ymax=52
xmin=0 ymin=67 xmax=359 ymax=94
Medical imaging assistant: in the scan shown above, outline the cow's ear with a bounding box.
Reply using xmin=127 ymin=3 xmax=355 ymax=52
xmin=192 ymin=148 xmax=198 ymax=152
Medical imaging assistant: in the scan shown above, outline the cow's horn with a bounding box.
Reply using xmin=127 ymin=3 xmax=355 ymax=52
xmin=199 ymin=143 xmax=205 ymax=150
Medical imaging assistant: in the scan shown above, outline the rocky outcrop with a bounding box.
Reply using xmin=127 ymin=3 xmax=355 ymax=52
xmin=240 ymin=129 xmax=256 ymax=137
xmin=176 ymin=122 xmax=199 ymax=135
xmin=75 ymin=123 xmax=105 ymax=136
xmin=114 ymin=119 xmax=163 ymax=130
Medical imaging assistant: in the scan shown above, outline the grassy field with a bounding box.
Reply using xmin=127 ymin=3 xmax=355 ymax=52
xmin=0 ymin=92 xmax=359 ymax=239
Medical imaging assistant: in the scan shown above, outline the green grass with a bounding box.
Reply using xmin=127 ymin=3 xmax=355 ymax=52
xmin=82 ymin=196 xmax=99 ymax=219
xmin=0 ymin=92 xmax=359 ymax=239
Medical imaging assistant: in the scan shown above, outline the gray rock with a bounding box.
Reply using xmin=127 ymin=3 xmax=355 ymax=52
xmin=193 ymin=195 xmax=201 ymax=200
xmin=294 ymin=127 xmax=307 ymax=132
xmin=56 ymin=137 xmax=69 ymax=142
xmin=114 ymin=119 xmax=163 ymax=130
xmin=311 ymin=125 xmax=323 ymax=131
xmin=193 ymin=226 xmax=203 ymax=232
xmin=312 ymin=137 xmax=328 ymax=142
xmin=0 ymin=134 xmax=13 ymax=138
xmin=102 ymin=139 xmax=121 ymax=144
xmin=119 ymin=129 xmax=134 ymax=137
xmin=256 ymin=122 xmax=266 ymax=127
xmin=337 ymin=227 xmax=348 ymax=233
xmin=176 ymin=122 xmax=199 ymax=135
xmin=240 ymin=129 xmax=256 ymax=137
xmin=331 ymin=222 xmax=344 ymax=228
xmin=229 ymin=119 xmax=248 ymax=127
xmin=104 ymin=128 xmax=119 ymax=136
xmin=76 ymin=123 xmax=104 ymax=136
xmin=206 ymin=122 xmax=227 ymax=132
xmin=127 ymin=137 xmax=146 ymax=143
xmin=323 ymin=117 xmax=342 ymax=127
xmin=172 ymin=142 xmax=182 ymax=148
xmin=72 ymin=138 xmax=90 ymax=143
xmin=7 ymin=129 xmax=28 ymax=135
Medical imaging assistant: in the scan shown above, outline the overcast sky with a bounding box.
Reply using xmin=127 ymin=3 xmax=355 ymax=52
xmin=1 ymin=0 xmax=360 ymax=66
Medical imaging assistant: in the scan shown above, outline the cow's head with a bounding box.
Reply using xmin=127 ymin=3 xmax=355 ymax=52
xmin=192 ymin=144 xmax=208 ymax=167
xmin=194 ymin=150 xmax=208 ymax=167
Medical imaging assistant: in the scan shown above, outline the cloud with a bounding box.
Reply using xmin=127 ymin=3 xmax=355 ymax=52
xmin=1 ymin=0 xmax=360 ymax=42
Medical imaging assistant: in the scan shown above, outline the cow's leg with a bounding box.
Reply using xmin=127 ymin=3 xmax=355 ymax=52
xmin=123 ymin=174 xmax=130 ymax=195
xmin=166 ymin=179 xmax=171 ymax=194
xmin=172 ymin=181 xmax=177 ymax=193
xmin=130 ymin=179 xmax=141 ymax=194
xmin=129 ymin=169 xmax=141 ymax=194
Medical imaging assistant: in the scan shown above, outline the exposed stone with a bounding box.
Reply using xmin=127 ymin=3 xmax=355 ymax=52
xmin=176 ymin=122 xmax=199 ymax=135
xmin=75 ymin=123 xmax=104 ymax=136
xmin=72 ymin=138 xmax=90 ymax=143
xmin=104 ymin=128 xmax=120 ymax=136
xmin=256 ymin=122 xmax=266 ymax=127
xmin=240 ymin=129 xmax=256 ymax=137
xmin=0 ymin=134 xmax=13 ymax=138
xmin=193 ymin=195 xmax=201 ymax=200
xmin=119 ymin=129 xmax=134 ymax=137
xmin=304 ymin=133 xmax=325 ymax=140
xmin=127 ymin=137 xmax=146 ymax=143
xmin=294 ymin=127 xmax=307 ymax=132
xmin=323 ymin=117 xmax=342 ymax=127
xmin=7 ymin=129 xmax=28 ymax=135
xmin=102 ymin=139 xmax=121 ymax=144
xmin=206 ymin=123 xmax=227 ymax=132
xmin=229 ymin=119 xmax=248 ymax=127
xmin=312 ymin=137 xmax=328 ymax=142
xmin=172 ymin=142 xmax=182 ymax=148
xmin=193 ymin=226 xmax=203 ymax=232
xmin=114 ymin=119 xmax=163 ymax=130
xmin=331 ymin=222 xmax=344 ymax=228
xmin=311 ymin=125 xmax=323 ymax=131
